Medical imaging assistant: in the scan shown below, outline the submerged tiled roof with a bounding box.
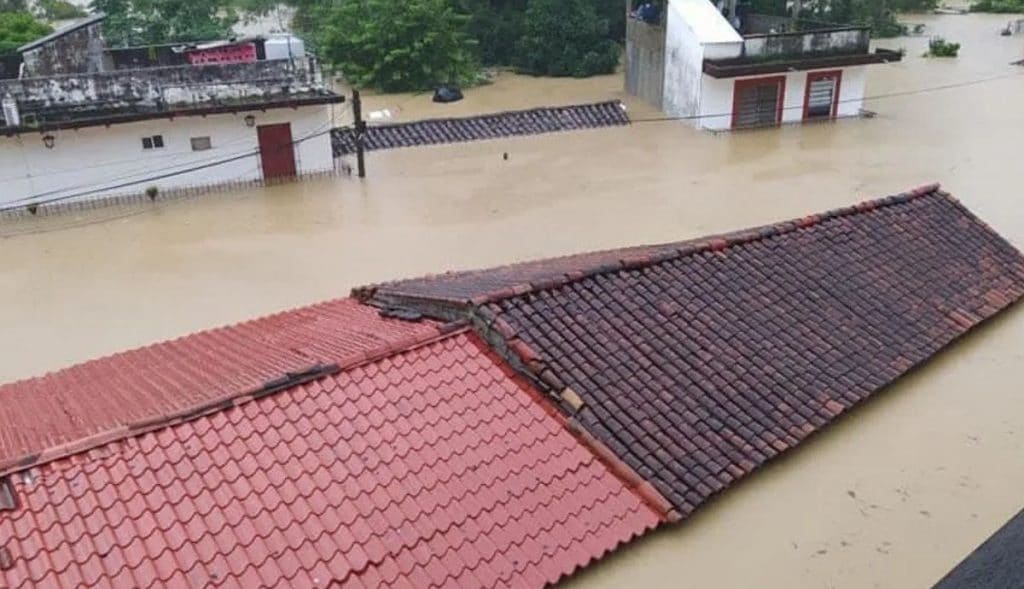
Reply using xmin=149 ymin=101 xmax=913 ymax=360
xmin=0 ymin=298 xmax=441 ymax=474
xmin=362 ymin=185 xmax=1024 ymax=515
xmin=0 ymin=331 xmax=663 ymax=588
xmin=331 ymin=101 xmax=629 ymax=157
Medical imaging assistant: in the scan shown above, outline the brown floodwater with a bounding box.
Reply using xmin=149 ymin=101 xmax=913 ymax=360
xmin=2 ymin=13 xmax=1023 ymax=589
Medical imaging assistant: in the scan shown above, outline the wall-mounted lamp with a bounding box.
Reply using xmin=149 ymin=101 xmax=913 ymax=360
xmin=42 ymin=134 xmax=55 ymax=149
xmin=244 ymin=115 xmax=256 ymax=128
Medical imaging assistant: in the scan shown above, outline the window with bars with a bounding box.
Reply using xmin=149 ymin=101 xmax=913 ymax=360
xmin=733 ymin=77 xmax=785 ymax=129
xmin=804 ymin=72 xmax=841 ymax=120
xmin=141 ymin=135 xmax=165 ymax=150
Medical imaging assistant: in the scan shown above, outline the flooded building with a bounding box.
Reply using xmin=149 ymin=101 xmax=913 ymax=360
xmin=625 ymin=0 xmax=902 ymax=130
xmin=0 ymin=18 xmax=340 ymax=211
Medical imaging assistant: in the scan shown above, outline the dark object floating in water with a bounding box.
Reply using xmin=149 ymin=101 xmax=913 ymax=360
xmin=433 ymin=85 xmax=464 ymax=103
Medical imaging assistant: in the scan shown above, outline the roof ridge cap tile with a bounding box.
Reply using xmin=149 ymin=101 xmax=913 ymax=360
xmin=468 ymin=182 xmax=943 ymax=305
xmin=0 ymin=323 xmax=468 ymax=479
xmin=468 ymin=317 xmax=678 ymax=524
xmin=0 ymin=296 xmax=360 ymax=390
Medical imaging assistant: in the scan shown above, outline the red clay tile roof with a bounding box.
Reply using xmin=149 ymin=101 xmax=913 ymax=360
xmin=362 ymin=185 xmax=1024 ymax=515
xmin=0 ymin=330 xmax=663 ymax=588
xmin=0 ymin=298 xmax=441 ymax=475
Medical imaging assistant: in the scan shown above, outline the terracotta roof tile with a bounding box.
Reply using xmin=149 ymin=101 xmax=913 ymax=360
xmin=0 ymin=332 xmax=662 ymax=588
xmin=367 ymin=186 xmax=1024 ymax=516
xmin=0 ymin=298 xmax=441 ymax=474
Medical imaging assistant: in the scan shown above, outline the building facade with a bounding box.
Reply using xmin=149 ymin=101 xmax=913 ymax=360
xmin=0 ymin=57 xmax=341 ymax=211
xmin=625 ymin=0 xmax=901 ymax=131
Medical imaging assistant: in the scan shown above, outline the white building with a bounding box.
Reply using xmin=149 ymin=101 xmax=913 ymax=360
xmin=625 ymin=0 xmax=902 ymax=131
xmin=0 ymin=20 xmax=341 ymax=212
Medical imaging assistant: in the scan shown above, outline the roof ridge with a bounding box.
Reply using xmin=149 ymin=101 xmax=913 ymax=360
xmin=0 ymin=297 xmax=397 ymax=391
xmin=0 ymin=322 xmax=468 ymax=479
xmin=461 ymin=182 xmax=944 ymax=307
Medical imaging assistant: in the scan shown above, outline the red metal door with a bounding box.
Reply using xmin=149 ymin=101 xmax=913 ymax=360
xmin=257 ymin=123 xmax=297 ymax=179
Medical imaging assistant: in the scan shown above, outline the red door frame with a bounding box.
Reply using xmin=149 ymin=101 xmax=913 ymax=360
xmin=802 ymin=69 xmax=843 ymax=121
xmin=257 ymin=123 xmax=297 ymax=180
xmin=731 ymin=75 xmax=787 ymax=130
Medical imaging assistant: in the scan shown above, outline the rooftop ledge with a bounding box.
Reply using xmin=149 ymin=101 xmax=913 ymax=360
xmin=0 ymin=57 xmax=342 ymax=134
xmin=703 ymin=47 xmax=903 ymax=78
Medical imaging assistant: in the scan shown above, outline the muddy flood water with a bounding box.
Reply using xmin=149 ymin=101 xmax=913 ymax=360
xmin=3 ymin=13 xmax=1024 ymax=589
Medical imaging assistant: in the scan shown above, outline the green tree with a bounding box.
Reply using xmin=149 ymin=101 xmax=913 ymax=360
xmin=0 ymin=12 xmax=53 ymax=54
xmin=35 ymin=0 xmax=89 ymax=20
xmin=90 ymin=0 xmax=238 ymax=46
xmin=514 ymin=0 xmax=620 ymax=77
xmin=0 ymin=0 xmax=28 ymax=11
xmin=317 ymin=0 xmax=479 ymax=92
xmin=460 ymin=0 xmax=527 ymax=66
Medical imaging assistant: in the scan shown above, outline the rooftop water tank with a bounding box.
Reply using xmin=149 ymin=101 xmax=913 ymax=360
xmin=263 ymin=36 xmax=306 ymax=61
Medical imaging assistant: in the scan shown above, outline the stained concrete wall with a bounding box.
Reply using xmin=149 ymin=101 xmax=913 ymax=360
xmin=625 ymin=18 xmax=667 ymax=109
xmin=662 ymin=1 xmax=707 ymax=119
xmin=0 ymin=105 xmax=334 ymax=208
xmin=21 ymin=20 xmax=105 ymax=76
xmin=0 ymin=58 xmax=326 ymax=125
xmin=741 ymin=28 xmax=870 ymax=59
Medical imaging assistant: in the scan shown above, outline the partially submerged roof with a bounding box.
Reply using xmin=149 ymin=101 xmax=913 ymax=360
xmin=0 ymin=298 xmax=441 ymax=475
xmin=360 ymin=185 xmax=1024 ymax=514
xmin=0 ymin=330 xmax=662 ymax=588
xmin=17 ymin=14 xmax=106 ymax=53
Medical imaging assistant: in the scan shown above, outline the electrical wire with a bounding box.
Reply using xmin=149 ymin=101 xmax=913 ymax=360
xmin=4 ymin=69 xmax=1021 ymax=213
xmin=627 ymin=70 xmax=1023 ymax=124
xmin=1 ymin=121 xmax=335 ymax=211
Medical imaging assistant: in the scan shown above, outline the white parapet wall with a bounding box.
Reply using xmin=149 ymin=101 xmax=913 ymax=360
xmin=0 ymin=104 xmax=334 ymax=209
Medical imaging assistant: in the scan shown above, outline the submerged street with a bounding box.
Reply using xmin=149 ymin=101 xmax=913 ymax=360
xmin=2 ymin=13 xmax=1023 ymax=589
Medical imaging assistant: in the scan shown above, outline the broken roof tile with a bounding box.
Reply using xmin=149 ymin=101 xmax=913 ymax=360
xmin=0 ymin=332 xmax=662 ymax=588
xmin=366 ymin=185 xmax=1024 ymax=518
xmin=0 ymin=298 xmax=441 ymax=474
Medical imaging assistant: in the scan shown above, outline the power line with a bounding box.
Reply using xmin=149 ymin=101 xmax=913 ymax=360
xmin=627 ymin=70 xmax=1023 ymax=125
xmin=1 ymin=122 xmax=335 ymax=211
xmin=4 ymin=69 xmax=1020 ymax=213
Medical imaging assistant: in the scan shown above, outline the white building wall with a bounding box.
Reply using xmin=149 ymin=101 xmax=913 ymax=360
xmin=662 ymin=2 xmax=706 ymax=119
xmin=696 ymin=66 xmax=869 ymax=131
xmin=0 ymin=104 xmax=334 ymax=208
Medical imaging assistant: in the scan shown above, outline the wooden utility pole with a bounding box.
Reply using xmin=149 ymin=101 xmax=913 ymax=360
xmin=352 ymin=89 xmax=366 ymax=178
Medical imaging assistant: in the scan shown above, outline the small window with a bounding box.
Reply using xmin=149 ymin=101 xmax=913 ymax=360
xmin=141 ymin=135 xmax=165 ymax=150
xmin=190 ymin=136 xmax=212 ymax=151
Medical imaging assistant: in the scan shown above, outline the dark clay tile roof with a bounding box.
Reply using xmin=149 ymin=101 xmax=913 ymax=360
xmin=0 ymin=330 xmax=662 ymax=588
xmin=331 ymin=101 xmax=629 ymax=157
xmin=359 ymin=241 xmax=682 ymax=312
xmin=367 ymin=185 xmax=1024 ymax=516
xmin=0 ymin=298 xmax=441 ymax=475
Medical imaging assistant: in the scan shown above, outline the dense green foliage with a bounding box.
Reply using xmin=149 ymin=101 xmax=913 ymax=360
xmin=800 ymin=0 xmax=930 ymax=37
xmin=926 ymin=36 xmax=960 ymax=56
xmin=0 ymin=11 xmax=52 ymax=54
xmin=36 ymin=0 xmax=88 ymax=20
xmin=90 ymin=0 xmax=238 ymax=46
xmin=970 ymin=0 xmax=1024 ymax=12
xmin=513 ymin=0 xmax=619 ymax=76
xmin=0 ymin=0 xmax=27 ymax=11
xmin=316 ymin=0 xmax=479 ymax=92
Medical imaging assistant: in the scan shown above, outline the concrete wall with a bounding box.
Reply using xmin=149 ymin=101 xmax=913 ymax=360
xmin=624 ymin=19 xmax=667 ymax=109
xmin=21 ymin=20 xmax=105 ymax=76
xmin=741 ymin=28 xmax=870 ymax=59
xmin=0 ymin=105 xmax=334 ymax=208
xmin=0 ymin=58 xmax=326 ymax=126
xmin=661 ymin=1 xmax=706 ymax=119
xmin=697 ymin=66 xmax=868 ymax=130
